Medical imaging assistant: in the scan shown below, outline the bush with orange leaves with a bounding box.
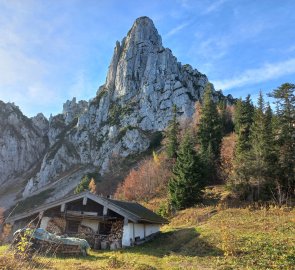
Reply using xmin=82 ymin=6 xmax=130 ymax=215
xmin=114 ymin=152 xmax=172 ymax=202
xmin=220 ymin=133 xmax=237 ymax=182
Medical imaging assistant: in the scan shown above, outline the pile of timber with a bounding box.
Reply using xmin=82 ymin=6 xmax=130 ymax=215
xmin=96 ymin=220 xmax=124 ymax=250
xmin=78 ymin=224 xmax=94 ymax=234
xmin=108 ymin=220 xmax=124 ymax=242
xmin=46 ymin=218 xmax=66 ymax=235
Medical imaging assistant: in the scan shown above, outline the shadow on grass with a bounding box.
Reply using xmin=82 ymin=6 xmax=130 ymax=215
xmin=99 ymin=228 xmax=223 ymax=258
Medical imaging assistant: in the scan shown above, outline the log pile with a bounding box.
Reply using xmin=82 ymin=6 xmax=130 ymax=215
xmin=108 ymin=220 xmax=123 ymax=242
xmin=46 ymin=218 xmax=66 ymax=235
xmin=78 ymin=224 xmax=94 ymax=234
xmin=93 ymin=220 xmax=123 ymax=250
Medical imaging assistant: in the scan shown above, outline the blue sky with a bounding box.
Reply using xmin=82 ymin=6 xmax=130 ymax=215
xmin=0 ymin=0 xmax=294 ymax=117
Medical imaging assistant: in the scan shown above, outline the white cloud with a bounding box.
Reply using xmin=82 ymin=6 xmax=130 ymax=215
xmin=212 ymin=58 xmax=295 ymax=90
xmin=202 ymin=0 xmax=228 ymax=14
xmin=164 ymin=21 xmax=191 ymax=38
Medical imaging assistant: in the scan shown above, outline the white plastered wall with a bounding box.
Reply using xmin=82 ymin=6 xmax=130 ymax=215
xmin=122 ymin=222 xmax=160 ymax=247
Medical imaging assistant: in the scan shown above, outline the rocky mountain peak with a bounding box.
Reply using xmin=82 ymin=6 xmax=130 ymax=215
xmin=1 ymin=16 xmax=230 ymax=208
xmin=128 ymin=16 xmax=162 ymax=47
xmin=105 ymin=16 xmax=164 ymax=98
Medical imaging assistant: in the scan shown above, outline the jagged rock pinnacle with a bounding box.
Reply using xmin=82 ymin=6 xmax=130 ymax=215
xmin=4 ymin=16 xmax=212 ymax=203
xmin=128 ymin=16 xmax=162 ymax=47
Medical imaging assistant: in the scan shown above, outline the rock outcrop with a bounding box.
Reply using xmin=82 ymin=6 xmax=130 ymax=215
xmin=0 ymin=101 xmax=48 ymax=187
xmin=0 ymin=17 xmax=231 ymax=206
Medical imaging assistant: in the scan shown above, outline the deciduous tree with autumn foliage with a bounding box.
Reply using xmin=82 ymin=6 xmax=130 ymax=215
xmin=114 ymin=152 xmax=172 ymax=201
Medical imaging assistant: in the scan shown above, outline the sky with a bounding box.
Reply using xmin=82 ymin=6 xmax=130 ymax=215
xmin=0 ymin=0 xmax=295 ymax=118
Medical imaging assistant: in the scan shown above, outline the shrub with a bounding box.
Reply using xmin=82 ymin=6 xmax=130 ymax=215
xmin=114 ymin=153 xmax=172 ymax=201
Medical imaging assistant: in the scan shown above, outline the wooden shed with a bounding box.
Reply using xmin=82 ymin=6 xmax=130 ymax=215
xmin=5 ymin=192 xmax=168 ymax=249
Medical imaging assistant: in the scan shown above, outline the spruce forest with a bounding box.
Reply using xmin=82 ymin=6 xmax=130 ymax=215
xmin=115 ymin=82 xmax=295 ymax=210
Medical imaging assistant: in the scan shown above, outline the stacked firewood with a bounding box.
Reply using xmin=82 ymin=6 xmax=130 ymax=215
xmin=46 ymin=218 xmax=66 ymax=235
xmin=78 ymin=224 xmax=94 ymax=234
xmin=108 ymin=220 xmax=124 ymax=242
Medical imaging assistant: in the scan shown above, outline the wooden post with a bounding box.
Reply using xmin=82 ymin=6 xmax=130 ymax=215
xmin=61 ymin=203 xmax=66 ymax=212
xmin=124 ymin=217 xmax=128 ymax=225
xmin=83 ymin=196 xmax=88 ymax=205
xmin=39 ymin=211 xmax=44 ymax=220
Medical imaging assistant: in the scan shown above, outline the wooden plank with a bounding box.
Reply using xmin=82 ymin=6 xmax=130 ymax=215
xmin=83 ymin=196 xmax=87 ymax=205
xmin=67 ymin=210 xmax=98 ymax=216
xmin=60 ymin=204 xmax=65 ymax=212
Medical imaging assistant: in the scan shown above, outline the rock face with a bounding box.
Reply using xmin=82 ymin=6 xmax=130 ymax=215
xmin=0 ymin=101 xmax=48 ymax=187
xmin=0 ymin=17 xmax=230 ymax=205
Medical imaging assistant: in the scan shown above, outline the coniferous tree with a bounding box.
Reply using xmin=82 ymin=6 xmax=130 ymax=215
xmin=198 ymin=83 xmax=222 ymax=183
xmin=269 ymin=83 xmax=295 ymax=201
xmin=198 ymin=83 xmax=222 ymax=159
xmin=233 ymin=98 xmax=243 ymax=134
xmin=231 ymin=95 xmax=254 ymax=193
xmin=263 ymin=103 xmax=280 ymax=194
xmin=248 ymin=92 xmax=274 ymax=199
xmin=235 ymin=95 xmax=254 ymax=155
xmin=74 ymin=175 xmax=91 ymax=194
xmin=168 ymin=131 xmax=204 ymax=210
xmin=166 ymin=105 xmax=179 ymax=159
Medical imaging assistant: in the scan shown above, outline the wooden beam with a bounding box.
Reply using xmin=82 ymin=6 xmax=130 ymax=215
xmin=38 ymin=211 xmax=44 ymax=220
xmin=103 ymin=206 xmax=108 ymax=216
xmin=60 ymin=203 xmax=66 ymax=212
xmin=83 ymin=196 xmax=87 ymax=205
xmin=124 ymin=217 xmax=128 ymax=225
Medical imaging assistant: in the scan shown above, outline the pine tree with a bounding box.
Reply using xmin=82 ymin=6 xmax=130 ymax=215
xmin=231 ymin=95 xmax=254 ymax=192
xmin=248 ymin=92 xmax=273 ymax=199
xmin=166 ymin=105 xmax=179 ymax=159
xmin=269 ymin=83 xmax=295 ymax=201
xmin=198 ymin=83 xmax=222 ymax=183
xmin=235 ymin=95 xmax=254 ymax=155
xmin=263 ymin=103 xmax=280 ymax=192
xmin=74 ymin=175 xmax=91 ymax=194
xmin=168 ymin=131 xmax=204 ymax=210
xmin=89 ymin=178 xmax=97 ymax=194
xmin=198 ymin=83 xmax=222 ymax=160
xmin=233 ymin=98 xmax=243 ymax=134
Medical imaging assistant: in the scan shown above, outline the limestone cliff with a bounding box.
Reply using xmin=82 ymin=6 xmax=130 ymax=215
xmin=0 ymin=17 xmax=232 ymax=208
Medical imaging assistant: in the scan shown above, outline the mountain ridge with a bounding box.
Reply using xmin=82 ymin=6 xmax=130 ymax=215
xmin=0 ymin=16 xmax=233 ymax=210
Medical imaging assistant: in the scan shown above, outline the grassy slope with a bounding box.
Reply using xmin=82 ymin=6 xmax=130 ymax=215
xmin=1 ymin=206 xmax=294 ymax=270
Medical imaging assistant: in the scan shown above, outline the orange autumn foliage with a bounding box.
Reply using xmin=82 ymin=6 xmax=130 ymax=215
xmin=88 ymin=178 xmax=97 ymax=194
xmin=114 ymin=153 xmax=172 ymax=201
xmin=220 ymin=133 xmax=237 ymax=182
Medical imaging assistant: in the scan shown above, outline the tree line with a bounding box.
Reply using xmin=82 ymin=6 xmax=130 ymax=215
xmin=76 ymin=82 xmax=294 ymax=211
xmin=167 ymin=82 xmax=294 ymax=209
